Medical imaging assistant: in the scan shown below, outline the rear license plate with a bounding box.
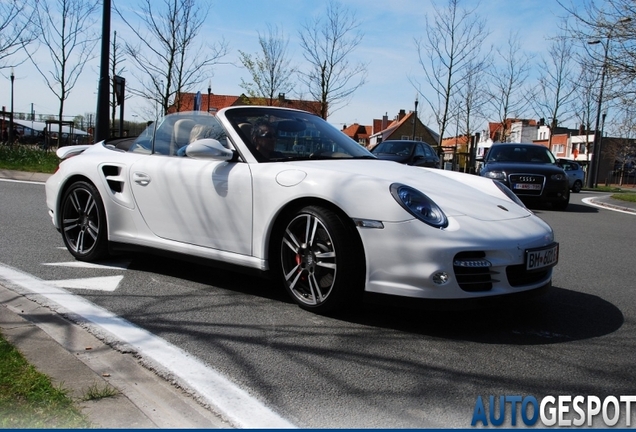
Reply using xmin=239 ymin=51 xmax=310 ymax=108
xmin=526 ymin=243 xmax=559 ymax=271
xmin=514 ymin=183 xmax=541 ymax=190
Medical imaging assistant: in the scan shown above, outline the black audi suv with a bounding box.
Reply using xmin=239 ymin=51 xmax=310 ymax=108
xmin=480 ymin=143 xmax=569 ymax=210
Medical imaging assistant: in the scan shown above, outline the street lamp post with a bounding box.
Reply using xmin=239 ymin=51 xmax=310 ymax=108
xmin=587 ymin=40 xmax=609 ymax=188
xmin=412 ymin=94 xmax=418 ymax=141
xmin=207 ymin=80 xmax=211 ymax=112
xmin=9 ymin=68 xmax=15 ymax=145
xmin=586 ymin=16 xmax=632 ymax=188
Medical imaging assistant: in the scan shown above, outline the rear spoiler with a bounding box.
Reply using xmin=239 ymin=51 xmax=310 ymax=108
xmin=56 ymin=145 xmax=92 ymax=160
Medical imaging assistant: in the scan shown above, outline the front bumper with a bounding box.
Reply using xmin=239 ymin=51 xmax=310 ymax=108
xmin=358 ymin=214 xmax=555 ymax=300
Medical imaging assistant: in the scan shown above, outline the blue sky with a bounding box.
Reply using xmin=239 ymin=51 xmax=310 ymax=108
xmin=4 ymin=0 xmax=570 ymax=133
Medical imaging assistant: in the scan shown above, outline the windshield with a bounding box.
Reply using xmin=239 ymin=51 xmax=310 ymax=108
xmin=486 ymin=145 xmax=557 ymax=164
xmin=129 ymin=111 xmax=228 ymax=155
xmin=371 ymin=141 xmax=415 ymax=156
xmin=224 ymin=107 xmax=374 ymax=162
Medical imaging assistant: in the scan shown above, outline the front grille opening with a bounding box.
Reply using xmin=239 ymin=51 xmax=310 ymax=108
xmin=453 ymin=251 xmax=495 ymax=292
xmin=509 ymin=174 xmax=545 ymax=196
xmin=506 ymin=264 xmax=550 ymax=287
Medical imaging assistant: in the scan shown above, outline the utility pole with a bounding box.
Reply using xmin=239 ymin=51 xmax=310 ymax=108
xmin=94 ymin=0 xmax=111 ymax=142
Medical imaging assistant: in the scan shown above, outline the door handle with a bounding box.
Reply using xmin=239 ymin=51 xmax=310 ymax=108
xmin=133 ymin=172 xmax=151 ymax=186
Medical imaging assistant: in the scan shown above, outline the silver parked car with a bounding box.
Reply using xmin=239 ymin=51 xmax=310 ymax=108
xmin=557 ymin=159 xmax=585 ymax=193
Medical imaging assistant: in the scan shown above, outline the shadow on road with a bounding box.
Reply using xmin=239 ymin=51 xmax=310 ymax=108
xmin=527 ymin=202 xmax=598 ymax=214
xmin=343 ymin=286 xmax=623 ymax=345
xmin=113 ymin=255 xmax=622 ymax=347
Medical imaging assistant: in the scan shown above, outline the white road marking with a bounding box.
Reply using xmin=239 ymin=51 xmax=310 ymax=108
xmin=582 ymin=196 xmax=636 ymax=215
xmin=43 ymin=261 xmax=131 ymax=270
xmin=0 ymin=178 xmax=44 ymax=185
xmin=0 ymin=263 xmax=295 ymax=429
xmin=48 ymin=275 xmax=124 ymax=292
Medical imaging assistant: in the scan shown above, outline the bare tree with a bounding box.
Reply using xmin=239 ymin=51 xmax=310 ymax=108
xmin=413 ymin=0 xmax=489 ymax=165
xmin=116 ymin=0 xmax=228 ymax=116
xmin=530 ymin=31 xmax=577 ymax=147
xmin=453 ymin=56 xmax=490 ymax=171
xmin=110 ymin=30 xmax=131 ymax=131
xmin=298 ymin=1 xmax=367 ymax=119
xmin=25 ymin=0 xmax=99 ymax=146
xmin=0 ymin=1 xmax=37 ymax=69
xmin=238 ymin=24 xmax=296 ymax=105
xmin=559 ymin=0 xmax=636 ymax=99
xmin=571 ymin=67 xmax=599 ymax=162
xmin=485 ymin=31 xmax=532 ymax=143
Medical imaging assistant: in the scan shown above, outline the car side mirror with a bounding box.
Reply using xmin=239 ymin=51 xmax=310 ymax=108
xmin=185 ymin=139 xmax=235 ymax=161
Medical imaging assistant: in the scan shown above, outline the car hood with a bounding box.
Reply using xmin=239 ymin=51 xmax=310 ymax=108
xmin=371 ymin=154 xmax=409 ymax=164
xmin=482 ymin=161 xmax=564 ymax=174
xmin=275 ymin=159 xmax=532 ymax=222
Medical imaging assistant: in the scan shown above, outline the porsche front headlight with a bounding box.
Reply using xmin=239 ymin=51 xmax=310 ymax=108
xmin=390 ymin=183 xmax=448 ymax=228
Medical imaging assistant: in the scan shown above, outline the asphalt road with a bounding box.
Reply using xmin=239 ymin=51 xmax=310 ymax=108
xmin=1 ymin=179 xmax=635 ymax=428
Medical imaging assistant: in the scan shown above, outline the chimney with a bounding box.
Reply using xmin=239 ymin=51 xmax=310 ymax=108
xmin=382 ymin=113 xmax=388 ymax=130
xmin=398 ymin=109 xmax=406 ymax=120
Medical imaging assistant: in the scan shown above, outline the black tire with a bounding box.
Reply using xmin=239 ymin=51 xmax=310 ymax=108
xmin=274 ymin=205 xmax=364 ymax=313
xmin=572 ymin=180 xmax=582 ymax=193
xmin=60 ymin=181 xmax=109 ymax=261
xmin=552 ymin=189 xmax=570 ymax=211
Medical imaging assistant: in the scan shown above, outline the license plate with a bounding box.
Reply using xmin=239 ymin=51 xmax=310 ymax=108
xmin=526 ymin=243 xmax=559 ymax=271
xmin=514 ymin=183 xmax=541 ymax=190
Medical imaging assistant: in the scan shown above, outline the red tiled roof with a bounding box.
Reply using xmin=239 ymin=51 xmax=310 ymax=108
xmin=342 ymin=123 xmax=372 ymax=140
xmin=168 ymin=93 xmax=322 ymax=116
xmin=441 ymin=135 xmax=470 ymax=146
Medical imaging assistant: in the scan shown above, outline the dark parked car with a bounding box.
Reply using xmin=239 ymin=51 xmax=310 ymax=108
xmin=480 ymin=143 xmax=570 ymax=210
xmin=370 ymin=140 xmax=440 ymax=168
xmin=557 ymin=158 xmax=585 ymax=193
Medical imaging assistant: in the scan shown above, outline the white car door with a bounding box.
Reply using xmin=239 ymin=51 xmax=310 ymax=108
xmin=129 ymin=155 xmax=253 ymax=256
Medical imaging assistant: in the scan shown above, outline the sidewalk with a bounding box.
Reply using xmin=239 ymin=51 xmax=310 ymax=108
xmin=0 ymin=284 xmax=229 ymax=428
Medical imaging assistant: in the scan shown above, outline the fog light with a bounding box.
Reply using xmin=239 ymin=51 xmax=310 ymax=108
xmin=432 ymin=271 xmax=450 ymax=285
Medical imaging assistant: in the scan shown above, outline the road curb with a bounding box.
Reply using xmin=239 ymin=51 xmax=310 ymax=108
xmin=588 ymin=196 xmax=636 ymax=214
xmin=0 ymin=169 xmax=52 ymax=183
xmin=0 ymin=284 xmax=229 ymax=428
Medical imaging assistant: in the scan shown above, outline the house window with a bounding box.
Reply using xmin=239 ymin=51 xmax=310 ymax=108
xmin=401 ymin=135 xmax=411 ymax=140
xmin=552 ymin=144 xmax=564 ymax=154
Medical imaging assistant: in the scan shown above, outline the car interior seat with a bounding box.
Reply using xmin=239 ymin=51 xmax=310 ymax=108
xmin=238 ymin=123 xmax=253 ymax=141
xmin=170 ymin=119 xmax=196 ymax=155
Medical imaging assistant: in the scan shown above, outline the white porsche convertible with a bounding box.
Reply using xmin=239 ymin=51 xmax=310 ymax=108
xmin=46 ymin=106 xmax=558 ymax=313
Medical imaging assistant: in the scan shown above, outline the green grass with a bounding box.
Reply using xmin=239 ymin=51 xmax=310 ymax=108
xmin=611 ymin=193 xmax=636 ymax=203
xmin=582 ymin=185 xmax=625 ymax=193
xmin=0 ymin=144 xmax=60 ymax=173
xmin=82 ymin=382 xmax=119 ymax=401
xmin=0 ymin=333 xmax=91 ymax=428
